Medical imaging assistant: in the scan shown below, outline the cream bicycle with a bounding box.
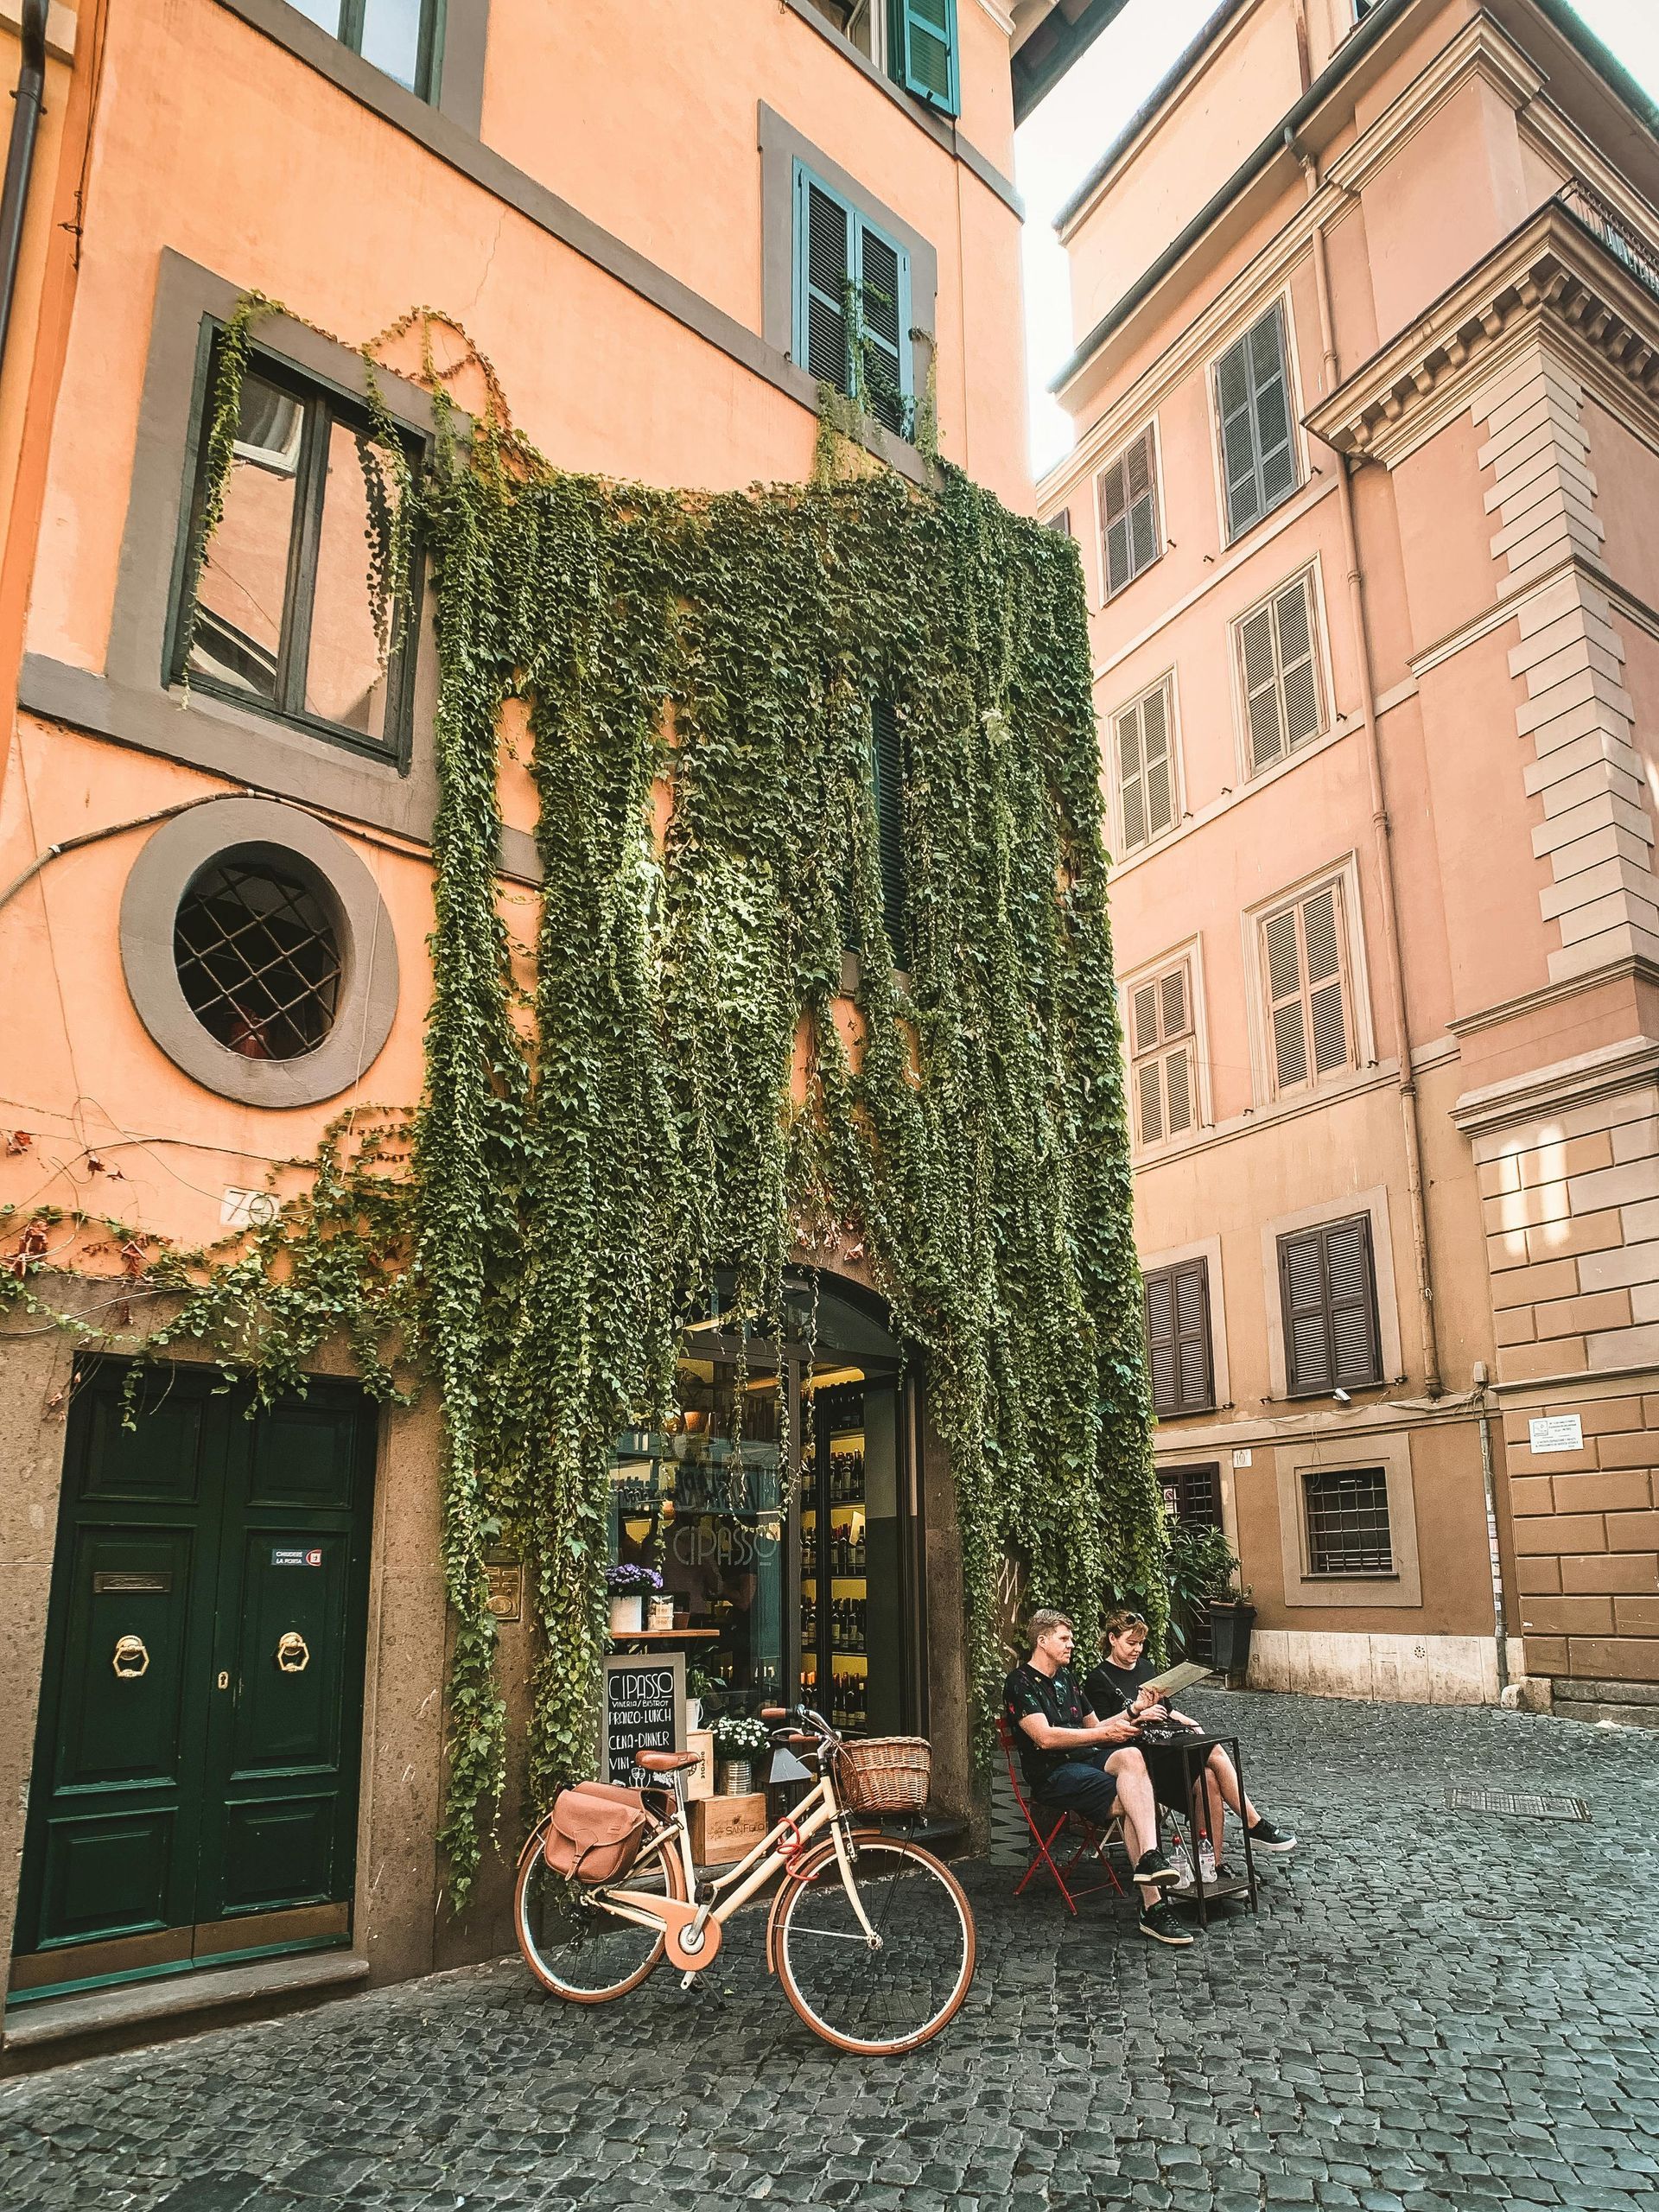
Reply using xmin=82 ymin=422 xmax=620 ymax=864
xmin=513 ymin=1704 xmax=976 ymax=2055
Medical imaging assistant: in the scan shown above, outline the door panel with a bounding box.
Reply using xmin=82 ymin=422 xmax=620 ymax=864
xmin=14 ymin=1363 xmax=376 ymax=1997
xmin=216 ymin=1795 xmax=336 ymax=1914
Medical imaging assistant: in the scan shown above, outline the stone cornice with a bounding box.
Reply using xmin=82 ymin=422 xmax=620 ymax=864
xmin=1450 ymin=1031 xmax=1659 ymax=1136
xmin=1323 ymin=15 xmax=1544 ymax=200
xmin=1305 ymin=202 xmax=1659 ymax=465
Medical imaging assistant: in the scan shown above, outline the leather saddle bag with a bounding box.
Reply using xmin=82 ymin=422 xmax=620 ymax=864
xmin=543 ymin=1779 xmax=649 ymax=1885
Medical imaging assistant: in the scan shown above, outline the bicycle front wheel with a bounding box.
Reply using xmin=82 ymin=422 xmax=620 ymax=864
xmin=514 ymin=1826 xmax=681 ymax=2003
xmin=775 ymin=1835 xmax=976 ymax=2054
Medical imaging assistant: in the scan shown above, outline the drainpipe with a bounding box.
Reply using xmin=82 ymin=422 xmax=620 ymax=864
xmin=1287 ymin=124 xmax=1443 ymax=1400
xmin=1475 ymin=1378 xmax=1510 ymax=1697
xmin=0 ymin=0 xmax=48 ymax=383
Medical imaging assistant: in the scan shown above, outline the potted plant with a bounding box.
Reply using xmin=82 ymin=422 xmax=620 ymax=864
xmin=685 ymin=1663 xmax=714 ymax=1735
xmin=711 ymin=1712 xmax=769 ymax=1796
xmin=1165 ymin=1519 xmax=1254 ymax=1676
xmin=606 ymin=1561 xmax=662 ymax=1636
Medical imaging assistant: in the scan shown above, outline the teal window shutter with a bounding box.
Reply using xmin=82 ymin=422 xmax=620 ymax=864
xmin=792 ymin=162 xmax=914 ymax=435
xmin=889 ymin=0 xmax=960 ymax=117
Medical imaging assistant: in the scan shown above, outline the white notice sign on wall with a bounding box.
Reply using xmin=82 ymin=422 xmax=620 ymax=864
xmin=1529 ymin=1414 xmax=1583 ymax=1454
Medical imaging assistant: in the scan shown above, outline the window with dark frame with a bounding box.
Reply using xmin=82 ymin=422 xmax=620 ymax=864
xmin=1278 ymin=1215 xmax=1382 ymax=1396
xmin=1160 ymin=1461 xmax=1222 ymax=1528
xmin=1215 ymin=302 xmax=1298 ymax=541
xmin=1097 ymin=425 xmax=1160 ymax=599
xmin=1144 ymin=1261 xmax=1214 ymax=1417
xmin=1302 ymin=1465 xmax=1393 ymax=1575
xmin=289 ymin=0 xmax=442 ymax=101
xmin=174 ymin=346 xmax=421 ymax=761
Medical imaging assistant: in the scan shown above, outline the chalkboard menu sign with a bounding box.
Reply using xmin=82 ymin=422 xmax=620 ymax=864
xmin=601 ymin=1650 xmax=685 ymax=1785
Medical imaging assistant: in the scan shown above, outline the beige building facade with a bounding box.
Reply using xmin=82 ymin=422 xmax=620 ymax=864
xmin=1040 ymin=0 xmax=1659 ymax=1719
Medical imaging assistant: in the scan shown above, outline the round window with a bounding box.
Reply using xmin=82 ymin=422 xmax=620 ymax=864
xmin=121 ymin=798 xmax=398 ymax=1108
xmin=173 ymin=855 xmax=342 ymax=1061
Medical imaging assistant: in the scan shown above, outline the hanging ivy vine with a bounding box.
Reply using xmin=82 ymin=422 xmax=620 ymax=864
xmin=1 ymin=310 xmax=1163 ymax=1904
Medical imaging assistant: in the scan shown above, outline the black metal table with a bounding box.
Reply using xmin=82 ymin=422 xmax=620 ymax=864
xmin=1153 ymin=1727 xmax=1259 ymax=1928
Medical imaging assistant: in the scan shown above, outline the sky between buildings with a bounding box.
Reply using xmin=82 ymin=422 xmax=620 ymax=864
xmin=1015 ymin=0 xmax=1659 ymax=484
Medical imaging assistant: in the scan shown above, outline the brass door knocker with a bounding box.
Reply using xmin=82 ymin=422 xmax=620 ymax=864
xmin=276 ymin=1630 xmax=310 ymax=1674
xmin=111 ymin=1633 xmax=149 ymax=1679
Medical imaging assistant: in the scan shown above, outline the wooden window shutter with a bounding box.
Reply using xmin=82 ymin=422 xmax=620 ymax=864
xmin=1128 ymin=956 xmax=1197 ymax=1146
xmin=1114 ymin=681 xmax=1173 ymax=853
xmin=892 ymin=0 xmax=960 ymax=115
xmin=1279 ymin=1216 xmax=1381 ymax=1395
xmin=1237 ymin=572 xmax=1321 ymax=775
xmin=854 ymin=220 xmax=910 ymax=433
xmin=870 ymin=699 xmax=907 ymax=961
xmin=1098 ymin=427 xmax=1160 ymax=600
xmin=1262 ymin=881 xmax=1351 ymax=1097
xmin=1046 ymin=508 xmax=1071 ymax=537
xmin=1217 ymin=302 xmax=1297 ymax=541
xmin=797 ymin=170 xmax=852 ymax=391
xmin=1143 ymin=1259 xmax=1213 ymax=1415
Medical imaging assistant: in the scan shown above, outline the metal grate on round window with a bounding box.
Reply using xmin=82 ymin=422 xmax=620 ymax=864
xmin=173 ymin=858 xmax=341 ymax=1061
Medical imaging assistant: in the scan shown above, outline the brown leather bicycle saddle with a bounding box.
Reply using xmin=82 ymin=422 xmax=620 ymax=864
xmin=634 ymin=1749 xmax=702 ymax=1772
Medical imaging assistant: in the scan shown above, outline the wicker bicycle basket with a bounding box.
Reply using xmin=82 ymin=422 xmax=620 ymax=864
xmin=835 ymin=1736 xmax=931 ymax=1815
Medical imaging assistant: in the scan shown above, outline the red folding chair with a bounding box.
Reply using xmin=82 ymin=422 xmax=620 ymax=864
xmin=996 ymin=1716 xmax=1126 ymax=1915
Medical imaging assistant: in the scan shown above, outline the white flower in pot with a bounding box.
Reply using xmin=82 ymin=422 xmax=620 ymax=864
xmin=712 ymin=1713 xmax=770 ymax=1796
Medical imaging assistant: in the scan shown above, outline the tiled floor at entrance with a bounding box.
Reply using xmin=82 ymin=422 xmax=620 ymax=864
xmin=2 ymin=1691 xmax=1656 ymax=2211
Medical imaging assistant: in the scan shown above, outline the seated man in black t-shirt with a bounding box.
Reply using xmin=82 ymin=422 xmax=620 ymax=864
xmin=1084 ymin=1607 xmax=1298 ymax=1883
xmin=1002 ymin=1608 xmax=1190 ymax=1947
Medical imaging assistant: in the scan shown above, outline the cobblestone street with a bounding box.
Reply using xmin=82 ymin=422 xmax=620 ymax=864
xmin=3 ymin=1693 xmax=1656 ymax=2212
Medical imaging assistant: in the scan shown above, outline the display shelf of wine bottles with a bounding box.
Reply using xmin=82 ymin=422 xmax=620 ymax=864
xmin=798 ymin=1405 xmax=868 ymax=1733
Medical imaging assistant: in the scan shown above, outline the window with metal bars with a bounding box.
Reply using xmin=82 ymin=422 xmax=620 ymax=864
xmin=1144 ymin=1261 xmax=1214 ymax=1416
xmin=289 ymin=0 xmax=442 ymax=100
xmin=1128 ymin=957 xmax=1196 ymax=1147
xmin=1236 ymin=571 xmax=1322 ymax=773
xmin=1302 ymin=1465 xmax=1393 ymax=1574
xmin=1113 ymin=678 xmax=1176 ymax=853
xmin=1260 ymin=879 xmax=1352 ymax=1096
xmin=887 ymin=0 xmax=960 ymax=114
xmin=174 ymin=346 xmax=421 ymax=760
xmin=791 ymin=161 xmax=914 ymax=436
xmin=173 ymin=855 xmax=343 ymax=1061
xmin=1097 ymin=425 xmax=1161 ymax=599
xmin=1278 ymin=1215 xmax=1382 ymax=1395
xmin=1161 ymin=1460 xmax=1222 ymax=1527
xmin=1215 ymin=302 xmax=1298 ymax=540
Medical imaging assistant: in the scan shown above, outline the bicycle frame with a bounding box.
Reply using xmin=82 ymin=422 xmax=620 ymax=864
xmin=588 ymin=1757 xmax=878 ymax=1974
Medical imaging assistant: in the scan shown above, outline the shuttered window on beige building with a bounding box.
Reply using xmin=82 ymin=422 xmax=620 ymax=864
xmin=1236 ymin=571 xmax=1322 ymax=772
xmin=1128 ymin=957 xmax=1196 ymax=1147
xmin=1097 ymin=425 xmax=1160 ymax=599
xmin=1278 ymin=1216 xmax=1383 ymax=1395
xmin=1261 ymin=880 xmax=1352 ymax=1096
xmin=1114 ymin=679 xmax=1175 ymax=853
xmin=1143 ymin=1258 xmax=1214 ymax=1415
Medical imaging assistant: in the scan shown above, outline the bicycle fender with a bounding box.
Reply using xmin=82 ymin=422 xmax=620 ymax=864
xmin=763 ymin=1828 xmax=885 ymax=1977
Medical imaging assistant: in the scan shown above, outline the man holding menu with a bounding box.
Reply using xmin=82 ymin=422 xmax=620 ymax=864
xmin=1084 ymin=1608 xmax=1299 ymax=1886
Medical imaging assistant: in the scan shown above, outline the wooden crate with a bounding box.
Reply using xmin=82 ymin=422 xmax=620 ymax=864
xmin=684 ymin=1727 xmax=715 ymax=1802
xmin=690 ymin=1789 xmax=766 ymax=1865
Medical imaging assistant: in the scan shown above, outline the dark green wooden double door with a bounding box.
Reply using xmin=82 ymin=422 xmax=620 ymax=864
xmin=13 ymin=1363 xmax=376 ymax=1998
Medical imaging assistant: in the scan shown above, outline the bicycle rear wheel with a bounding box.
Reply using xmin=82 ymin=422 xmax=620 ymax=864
xmin=514 ymin=1825 xmax=681 ymax=2002
xmin=775 ymin=1835 xmax=975 ymax=2054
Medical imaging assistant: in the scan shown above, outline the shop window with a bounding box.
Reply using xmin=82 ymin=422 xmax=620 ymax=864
xmin=1260 ymin=878 xmax=1352 ymax=1096
xmin=1302 ymin=1465 xmax=1393 ymax=1575
xmin=1236 ymin=570 xmax=1323 ymax=772
xmin=174 ymin=855 xmax=342 ymax=1062
xmin=1215 ymin=302 xmax=1298 ymax=541
xmin=1278 ymin=1215 xmax=1382 ymax=1396
xmin=1144 ymin=1260 xmax=1213 ymax=1417
xmin=289 ymin=0 xmax=443 ymax=100
xmin=173 ymin=350 xmax=421 ymax=762
xmin=1128 ymin=955 xmax=1197 ymax=1148
xmin=792 ymin=160 xmax=914 ymax=435
xmin=1113 ymin=677 xmax=1176 ymax=852
xmin=1097 ymin=425 xmax=1160 ymax=600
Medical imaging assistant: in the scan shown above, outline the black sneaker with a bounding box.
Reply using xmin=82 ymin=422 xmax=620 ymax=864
xmin=1134 ymin=1847 xmax=1182 ymax=1891
xmin=1248 ymin=1819 xmax=1298 ymax=1853
xmin=1138 ymin=1900 xmax=1194 ymax=1947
